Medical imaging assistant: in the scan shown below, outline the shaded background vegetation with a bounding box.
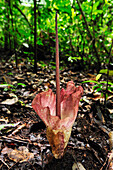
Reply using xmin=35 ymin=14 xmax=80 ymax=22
xmin=0 ymin=0 xmax=113 ymax=72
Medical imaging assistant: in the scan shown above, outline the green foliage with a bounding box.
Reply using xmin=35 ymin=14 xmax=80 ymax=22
xmin=0 ymin=123 xmax=16 ymax=131
xmin=17 ymin=83 xmax=26 ymax=87
xmin=0 ymin=0 xmax=112 ymax=69
xmin=100 ymin=69 xmax=113 ymax=76
xmin=7 ymin=72 xmax=13 ymax=75
xmin=0 ymin=84 xmax=15 ymax=88
xmin=39 ymin=61 xmax=64 ymax=70
xmin=39 ymin=61 xmax=47 ymax=68
xmin=82 ymin=77 xmax=113 ymax=100
xmin=0 ymin=83 xmax=26 ymax=92
xmin=68 ymin=56 xmax=81 ymax=62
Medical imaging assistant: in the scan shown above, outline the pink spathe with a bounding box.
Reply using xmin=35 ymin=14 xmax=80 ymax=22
xmin=32 ymin=81 xmax=83 ymax=158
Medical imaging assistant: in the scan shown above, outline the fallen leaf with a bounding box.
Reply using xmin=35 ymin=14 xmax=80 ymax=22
xmin=7 ymin=146 xmax=34 ymax=163
xmin=72 ymin=162 xmax=86 ymax=170
xmin=1 ymin=146 xmax=13 ymax=155
xmin=0 ymin=93 xmax=18 ymax=105
xmin=109 ymin=131 xmax=113 ymax=151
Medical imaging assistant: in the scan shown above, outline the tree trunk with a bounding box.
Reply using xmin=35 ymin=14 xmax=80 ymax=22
xmin=4 ymin=0 xmax=9 ymax=50
xmin=34 ymin=0 xmax=37 ymax=73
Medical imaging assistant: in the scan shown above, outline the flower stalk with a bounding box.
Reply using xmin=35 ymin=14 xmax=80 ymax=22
xmin=55 ymin=11 xmax=61 ymax=118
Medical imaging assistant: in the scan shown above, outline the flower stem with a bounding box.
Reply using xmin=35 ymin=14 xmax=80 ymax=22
xmin=55 ymin=11 xmax=61 ymax=118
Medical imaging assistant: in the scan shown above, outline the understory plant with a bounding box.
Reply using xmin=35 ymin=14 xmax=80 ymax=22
xmin=32 ymin=12 xmax=83 ymax=159
xmin=82 ymin=79 xmax=113 ymax=100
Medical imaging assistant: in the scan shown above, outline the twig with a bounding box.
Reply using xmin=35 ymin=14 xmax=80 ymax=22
xmin=8 ymin=160 xmax=36 ymax=170
xmin=8 ymin=123 xmax=26 ymax=137
xmin=13 ymin=5 xmax=32 ymax=29
xmin=93 ymin=118 xmax=110 ymax=134
xmin=0 ymin=136 xmax=29 ymax=144
xmin=90 ymin=147 xmax=103 ymax=164
xmin=76 ymin=0 xmax=92 ymax=39
xmin=0 ymin=159 xmax=10 ymax=169
xmin=8 ymin=160 xmax=20 ymax=170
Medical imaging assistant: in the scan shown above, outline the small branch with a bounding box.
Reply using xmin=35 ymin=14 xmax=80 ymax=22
xmin=0 ymin=159 xmax=10 ymax=169
xmin=13 ymin=4 xmax=32 ymax=29
xmin=76 ymin=0 xmax=92 ymax=39
xmin=55 ymin=11 xmax=61 ymax=118
xmin=8 ymin=123 xmax=26 ymax=137
xmin=0 ymin=136 xmax=29 ymax=144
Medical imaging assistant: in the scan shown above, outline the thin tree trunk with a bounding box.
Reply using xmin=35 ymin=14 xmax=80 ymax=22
xmin=9 ymin=0 xmax=13 ymax=52
xmin=34 ymin=0 xmax=37 ymax=73
xmin=4 ymin=0 xmax=9 ymax=50
xmin=76 ymin=0 xmax=101 ymax=72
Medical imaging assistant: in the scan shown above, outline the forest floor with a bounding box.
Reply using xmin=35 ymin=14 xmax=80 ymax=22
xmin=0 ymin=55 xmax=113 ymax=170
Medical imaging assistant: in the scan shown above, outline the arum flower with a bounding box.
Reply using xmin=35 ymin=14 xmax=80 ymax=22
xmin=32 ymin=12 xmax=83 ymax=159
xmin=32 ymin=81 xmax=83 ymax=159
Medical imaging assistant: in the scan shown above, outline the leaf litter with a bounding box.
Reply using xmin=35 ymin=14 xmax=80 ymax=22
xmin=0 ymin=59 xmax=113 ymax=169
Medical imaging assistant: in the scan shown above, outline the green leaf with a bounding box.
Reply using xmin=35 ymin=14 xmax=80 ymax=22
xmin=100 ymin=81 xmax=113 ymax=85
xmin=99 ymin=69 xmax=108 ymax=74
xmin=96 ymin=74 xmax=102 ymax=81
xmin=93 ymin=84 xmax=103 ymax=90
xmin=99 ymin=69 xmax=113 ymax=76
xmin=7 ymin=72 xmax=13 ymax=75
xmin=60 ymin=6 xmax=71 ymax=15
xmin=0 ymin=84 xmax=15 ymax=88
xmin=68 ymin=56 xmax=81 ymax=62
xmin=105 ymin=94 xmax=108 ymax=100
xmin=17 ymin=83 xmax=26 ymax=87
xmin=108 ymin=87 xmax=113 ymax=92
xmin=0 ymin=125 xmax=5 ymax=131
xmin=95 ymin=87 xmax=102 ymax=92
xmin=10 ymin=0 xmax=13 ymax=10
xmin=0 ymin=123 xmax=15 ymax=131
xmin=82 ymin=80 xmax=98 ymax=84
xmin=93 ymin=9 xmax=103 ymax=15
xmin=93 ymin=1 xmax=100 ymax=11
